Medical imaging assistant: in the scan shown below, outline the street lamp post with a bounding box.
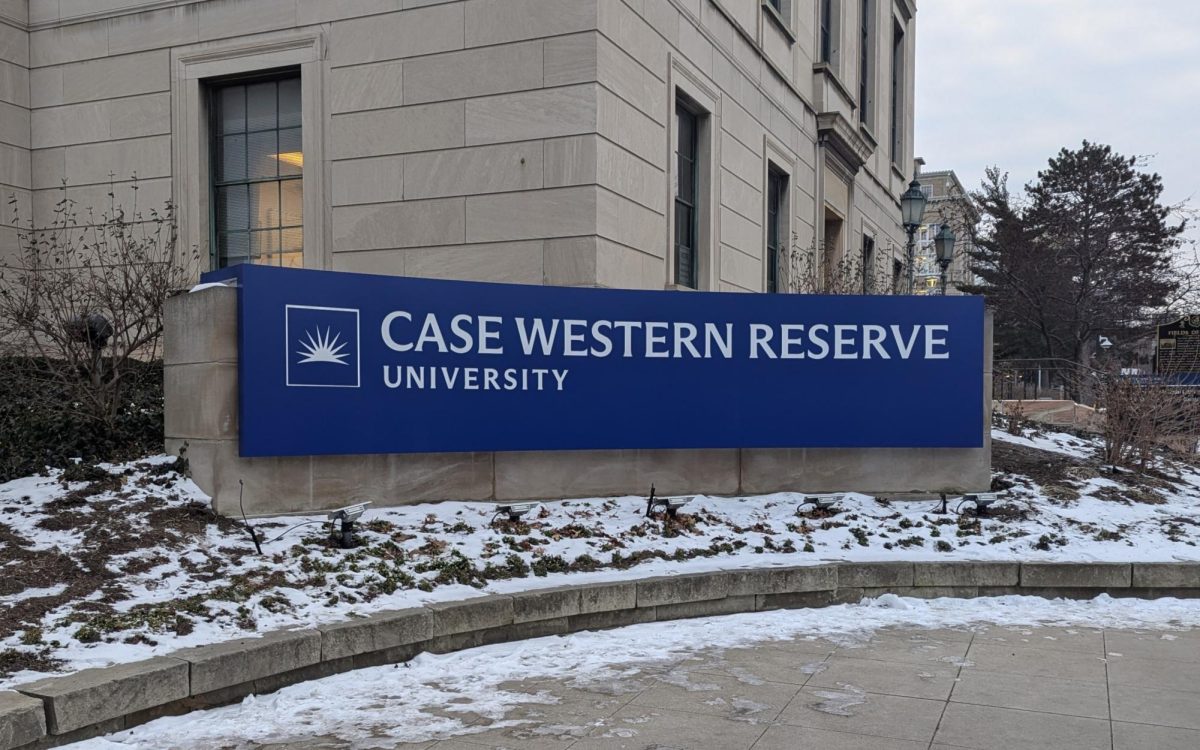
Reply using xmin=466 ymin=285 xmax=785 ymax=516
xmin=934 ymin=223 xmax=956 ymax=296
xmin=900 ymin=174 xmax=928 ymax=294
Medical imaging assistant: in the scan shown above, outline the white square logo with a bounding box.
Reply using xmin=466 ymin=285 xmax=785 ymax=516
xmin=285 ymin=305 xmax=361 ymax=388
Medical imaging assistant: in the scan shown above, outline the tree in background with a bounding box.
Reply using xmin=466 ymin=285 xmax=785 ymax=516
xmin=967 ymin=141 xmax=1187 ymax=367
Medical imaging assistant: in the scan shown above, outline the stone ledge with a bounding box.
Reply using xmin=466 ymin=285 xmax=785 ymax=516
xmin=636 ymin=572 xmax=732 ymax=607
xmin=173 ymin=629 xmax=321 ymax=696
xmin=724 ymin=565 xmax=837 ymax=596
xmin=914 ymin=561 xmax=1019 ymax=587
xmin=7 ymin=560 xmax=1199 ymax=749
xmin=511 ymin=587 xmax=581 ymax=623
xmin=0 ymin=692 xmax=46 ymax=749
xmin=15 ymin=657 xmax=188 ymax=736
xmin=427 ymin=595 xmax=514 ymax=636
xmin=1132 ymin=563 xmax=1200 ymax=588
xmin=320 ymin=608 xmax=432 ymax=662
xmin=837 ymin=561 xmax=914 ymax=588
xmin=1020 ymin=563 xmax=1132 ymax=588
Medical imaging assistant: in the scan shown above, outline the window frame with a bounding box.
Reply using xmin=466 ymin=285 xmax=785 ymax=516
xmin=861 ymin=232 xmax=875 ymax=294
xmin=820 ymin=0 xmax=835 ymax=63
xmin=171 ymin=30 xmax=326 ymax=274
xmin=890 ymin=19 xmax=905 ymax=165
xmin=858 ymin=0 xmax=874 ymax=125
xmin=666 ymin=56 xmax=720 ymax=292
xmin=208 ymin=68 xmax=304 ymax=269
xmin=765 ymin=166 xmax=788 ymax=293
xmin=674 ymin=99 xmax=701 ymax=290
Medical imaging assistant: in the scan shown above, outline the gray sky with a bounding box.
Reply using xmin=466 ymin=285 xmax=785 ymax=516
xmin=915 ymin=0 xmax=1199 ymax=247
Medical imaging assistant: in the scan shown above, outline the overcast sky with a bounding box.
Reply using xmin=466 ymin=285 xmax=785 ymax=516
xmin=915 ymin=0 xmax=1199 ymax=247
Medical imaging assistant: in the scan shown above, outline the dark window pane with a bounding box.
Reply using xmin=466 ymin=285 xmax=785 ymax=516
xmin=677 ymin=154 xmax=694 ymax=202
xmin=249 ymin=181 xmax=280 ymax=229
xmin=280 ymin=179 xmax=303 ymax=226
xmin=277 ymin=127 xmax=302 ymax=177
xmin=674 ymin=101 xmax=700 ymax=289
xmin=217 ymin=134 xmax=246 ymax=182
xmin=219 ymin=232 xmax=249 ymax=265
xmin=218 ymin=86 xmax=245 ymax=134
xmin=278 ymin=78 xmax=301 ymax=129
xmin=247 ymin=130 xmax=278 ymax=179
xmin=246 ymin=81 xmax=276 ymax=131
xmin=677 ymin=108 xmax=695 ymax=156
xmin=216 ymin=185 xmax=248 ymax=231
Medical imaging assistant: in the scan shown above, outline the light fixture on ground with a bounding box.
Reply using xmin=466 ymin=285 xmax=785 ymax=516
xmin=934 ymin=223 xmax=956 ymax=295
xmin=798 ymin=493 xmax=844 ymax=512
xmin=492 ymin=502 xmax=538 ymax=524
xmin=900 ymin=172 xmax=928 ymax=295
xmin=645 ymin=485 xmax=693 ymax=518
xmin=959 ymin=492 xmax=999 ymax=515
xmin=329 ymin=501 xmax=370 ymax=548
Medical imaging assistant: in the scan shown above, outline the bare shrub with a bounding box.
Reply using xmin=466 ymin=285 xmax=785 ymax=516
xmin=1092 ymin=368 xmax=1200 ymax=469
xmin=0 ymin=182 xmax=199 ymax=474
xmin=780 ymin=233 xmax=897 ymax=295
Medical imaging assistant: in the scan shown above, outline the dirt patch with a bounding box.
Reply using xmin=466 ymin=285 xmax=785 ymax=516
xmin=991 ymin=441 xmax=1090 ymax=487
xmin=0 ymin=460 xmax=237 ymax=679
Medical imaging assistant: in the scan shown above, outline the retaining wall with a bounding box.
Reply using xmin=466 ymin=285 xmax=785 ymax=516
xmin=4 ymin=561 xmax=1199 ymax=749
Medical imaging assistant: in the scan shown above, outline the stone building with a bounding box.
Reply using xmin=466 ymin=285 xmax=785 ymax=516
xmin=0 ymin=0 xmax=919 ymax=294
xmin=912 ymin=167 xmax=978 ymax=295
xmin=0 ymin=0 xmax=988 ymax=512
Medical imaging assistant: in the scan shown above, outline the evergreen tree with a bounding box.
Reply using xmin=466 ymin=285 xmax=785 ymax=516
xmin=968 ymin=141 xmax=1186 ymax=367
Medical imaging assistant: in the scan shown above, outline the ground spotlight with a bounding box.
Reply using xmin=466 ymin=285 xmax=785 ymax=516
xmin=645 ymin=485 xmax=693 ymax=518
xmin=960 ymin=492 xmax=999 ymax=516
xmin=492 ymin=502 xmax=538 ymax=524
xmin=329 ymin=501 xmax=370 ymax=548
xmin=798 ymin=493 xmax=843 ymax=513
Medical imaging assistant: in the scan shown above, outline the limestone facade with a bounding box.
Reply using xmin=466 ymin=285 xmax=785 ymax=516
xmin=0 ymin=0 xmax=920 ymax=292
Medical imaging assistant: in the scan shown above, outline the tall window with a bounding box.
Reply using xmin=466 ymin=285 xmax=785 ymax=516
xmin=820 ymin=0 xmax=834 ymax=63
xmin=858 ymin=0 xmax=873 ymax=123
xmin=674 ymin=100 xmax=700 ymax=289
xmin=766 ymin=0 xmax=783 ymax=13
xmin=766 ymin=168 xmax=787 ymax=293
xmin=211 ymin=73 xmax=302 ymax=269
xmin=862 ymin=234 xmax=875 ymax=293
xmin=890 ymin=21 xmax=904 ymax=163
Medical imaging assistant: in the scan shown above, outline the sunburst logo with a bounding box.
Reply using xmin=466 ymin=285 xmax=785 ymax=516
xmin=285 ymin=305 xmax=360 ymax=388
xmin=297 ymin=327 xmax=350 ymax=365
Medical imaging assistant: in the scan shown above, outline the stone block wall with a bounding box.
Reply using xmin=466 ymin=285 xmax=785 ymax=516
xmin=5 ymin=0 xmax=919 ymax=296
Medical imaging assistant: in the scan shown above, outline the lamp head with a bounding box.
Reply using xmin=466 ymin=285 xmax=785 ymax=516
xmin=901 ymin=179 xmax=928 ymax=230
xmin=934 ymin=223 xmax=956 ymax=264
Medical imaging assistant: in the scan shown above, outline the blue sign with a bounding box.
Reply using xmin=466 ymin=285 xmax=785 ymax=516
xmin=202 ymin=265 xmax=986 ymax=457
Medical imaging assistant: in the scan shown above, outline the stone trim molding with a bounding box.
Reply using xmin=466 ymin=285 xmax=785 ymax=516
xmin=3 ymin=561 xmax=1198 ymax=749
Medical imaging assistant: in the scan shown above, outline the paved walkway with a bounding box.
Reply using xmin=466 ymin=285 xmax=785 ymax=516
xmin=265 ymin=624 xmax=1200 ymax=749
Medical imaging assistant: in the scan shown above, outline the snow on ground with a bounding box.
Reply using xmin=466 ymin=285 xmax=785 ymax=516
xmin=1 ymin=424 xmax=1198 ymax=688
xmin=64 ymin=594 xmax=1200 ymax=749
xmin=990 ymin=424 xmax=1101 ymax=458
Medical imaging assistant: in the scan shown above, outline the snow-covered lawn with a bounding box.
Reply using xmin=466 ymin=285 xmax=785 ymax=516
xmin=1 ymin=424 xmax=1198 ymax=688
xmin=62 ymin=594 xmax=1200 ymax=749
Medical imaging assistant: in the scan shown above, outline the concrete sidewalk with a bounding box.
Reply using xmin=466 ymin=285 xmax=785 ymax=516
xmin=266 ymin=623 xmax=1200 ymax=750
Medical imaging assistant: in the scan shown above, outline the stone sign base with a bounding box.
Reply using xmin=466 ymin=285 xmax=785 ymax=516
xmin=165 ymin=287 xmax=993 ymax=516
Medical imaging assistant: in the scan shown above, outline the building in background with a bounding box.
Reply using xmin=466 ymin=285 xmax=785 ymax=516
xmin=0 ymin=0 xmax=919 ymax=294
xmin=912 ymin=166 xmax=978 ymax=295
